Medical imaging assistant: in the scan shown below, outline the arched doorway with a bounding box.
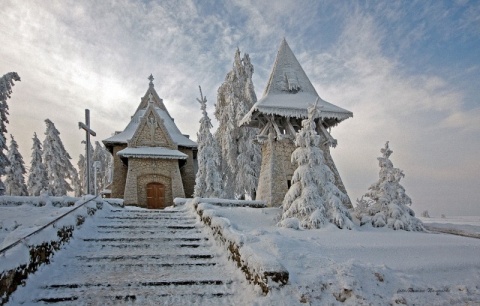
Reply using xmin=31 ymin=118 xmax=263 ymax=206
xmin=146 ymin=182 xmax=166 ymax=209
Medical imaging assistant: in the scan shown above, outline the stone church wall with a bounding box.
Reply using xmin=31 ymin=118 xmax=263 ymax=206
xmin=123 ymin=158 xmax=185 ymax=207
xmin=111 ymin=145 xmax=128 ymax=198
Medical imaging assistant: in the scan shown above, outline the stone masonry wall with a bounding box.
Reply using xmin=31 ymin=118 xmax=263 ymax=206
xmin=179 ymin=147 xmax=196 ymax=198
xmin=257 ymin=136 xmax=295 ymax=207
xmin=123 ymin=158 xmax=185 ymax=207
xmin=111 ymin=144 xmax=128 ymax=198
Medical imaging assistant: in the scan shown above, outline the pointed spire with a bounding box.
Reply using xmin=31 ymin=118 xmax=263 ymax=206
xmin=263 ymin=38 xmax=318 ymax=97
xmin=148 ymin=74 xmax=154 ymax=88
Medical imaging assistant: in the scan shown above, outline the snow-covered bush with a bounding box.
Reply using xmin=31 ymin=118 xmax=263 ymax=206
xmin=355 ymin=142 xmax=424 ymax=231
xmin=27 ymin=133 xmax=48 ymax=196
xmin=215 ymin=49 xmax=260 ymax=199
xmin=278 ymin=105 xmax=353 ymax=230
xmin=5 ymin=135 xmax=27 ymax=196
xmin=0 ymin=72 xmax=20 ymax=195
xmin=194 ymin=87 xmax=223 ymax=198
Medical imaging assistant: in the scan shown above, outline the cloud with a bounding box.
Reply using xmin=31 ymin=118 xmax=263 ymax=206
xmin=0 ymin=1 xmax=478 ymax=216
xmin=304 ymin=10 xmax=480 ymax=215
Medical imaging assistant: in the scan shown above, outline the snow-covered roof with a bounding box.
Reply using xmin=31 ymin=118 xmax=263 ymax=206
xmin=117 ymin=147 xmax=187 ymax=159
xmin=103 ymin=96 xmax=197 ymax=148
xmin=241 ymin=39 xmax=352 ymax=125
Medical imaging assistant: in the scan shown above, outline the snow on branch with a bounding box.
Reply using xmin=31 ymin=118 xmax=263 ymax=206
xmin=354 ymin=142 xmax=424 ymax=231
xmin=278 ymin=104 xmax=353 ymax=230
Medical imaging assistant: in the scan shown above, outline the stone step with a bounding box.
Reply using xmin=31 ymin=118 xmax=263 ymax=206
xmin=6 ymin=206 xmax=248 ymax=305
xmin=26 ymin=282 xmax=235 ymax=305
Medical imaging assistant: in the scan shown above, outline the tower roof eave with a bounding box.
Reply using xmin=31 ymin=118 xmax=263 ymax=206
xmin=240 ymin=39 xmax=352 ymax=127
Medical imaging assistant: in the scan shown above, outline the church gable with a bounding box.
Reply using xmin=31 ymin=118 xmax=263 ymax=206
xmin=135 ymin=75 xmax=172 ymax=117
xmin=128 ymin=103 xmax=176 ymax=150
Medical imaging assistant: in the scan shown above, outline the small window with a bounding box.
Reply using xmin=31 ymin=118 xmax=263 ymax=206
xmin=193 ymin=150 xmax=197 ymax=160
xmin=287 ymin=180 xmax=291 ymax=189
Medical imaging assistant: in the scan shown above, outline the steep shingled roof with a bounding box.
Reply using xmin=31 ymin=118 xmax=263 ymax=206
xmin=241 ymin=39 xmax=352 ymax=125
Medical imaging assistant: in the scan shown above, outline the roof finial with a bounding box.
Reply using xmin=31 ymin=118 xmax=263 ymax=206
xmin=148 ymin=74 xmax=154 ymax=87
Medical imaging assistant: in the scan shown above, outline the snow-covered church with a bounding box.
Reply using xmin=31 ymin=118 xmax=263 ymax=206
xmin=103 ymin=76 xmax=197 ymax=208
xmin=241 ymin=39 xmax=353 ymax=208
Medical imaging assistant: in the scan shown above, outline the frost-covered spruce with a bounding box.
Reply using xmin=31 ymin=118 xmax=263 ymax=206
xmin=80 ymin=141 xmax=94 ymax=194
xmin=355 ymin=142 xmax=424 ymax=231
xmin=0 ymin=72 xmax=20 ymax=195
xmin=27 ymin=132 xmax=48 ymax=196
xmin=194 ymin=86 xmax=223 ymax=198
xmin=93 ymin=141 xmax=110 ymax=193
xmin=42 ymin=119 xmax=76 ymax=196
xmin=278 ymin=105 xmax=353 ymax=230
xmin=77 ymin=154 xmax=86 ymax=194
xmin=215 ymin=49 xmax=260 ymax=199
xmin=71 ymin=167 xmax=82 ymax=197
xmin=5 ymin=135 xmax=28 ymax=196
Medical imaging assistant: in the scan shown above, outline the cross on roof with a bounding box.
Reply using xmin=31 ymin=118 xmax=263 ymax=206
xmin=148 ymin=74 xmax=154 ymax=87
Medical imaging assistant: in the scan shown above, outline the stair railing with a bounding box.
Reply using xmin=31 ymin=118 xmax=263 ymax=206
xmin=0 ymin=195 xmax=99 ymax=255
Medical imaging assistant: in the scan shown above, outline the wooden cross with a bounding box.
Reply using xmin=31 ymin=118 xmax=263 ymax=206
xmin=78 ymin=109 xmax=96 ymax=195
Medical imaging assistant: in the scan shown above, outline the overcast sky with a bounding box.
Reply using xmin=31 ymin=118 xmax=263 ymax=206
xmin=1 ymin=0 xmax=479 ymax=216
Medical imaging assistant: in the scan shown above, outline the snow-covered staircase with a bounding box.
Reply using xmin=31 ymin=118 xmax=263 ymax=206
xmin=8 ymin=207 xmax=248 ymax=305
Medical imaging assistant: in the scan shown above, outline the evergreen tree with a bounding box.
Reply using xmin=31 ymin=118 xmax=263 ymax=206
xmin=354 ymin=142 xmax=424 ymax=231
xmin=92 ymin=141 xmax=110 ymax=194
xmin=5 ymin=135 xmax=28 ymax=196
xmin=194 ymin=86 xmax=222 ymax=198
xmin=215 ymin=49 xmax=260 ymax=199
xmin=27 ymin=132 xmax=48 ymax=196
xmin=71 ymin=167 xmax=82 ymax=197
xmin=80 ymin=140 xmax=94 ymax=194
xmin=77 ymin=154 xmax=85 ymax=195
xmin=42 ymin=119 xmax=76 ymax=196
xmin=0 ymin=72 xmax=20 ymax=195
xmin=278 ymin=105 xmax=353 ymax=230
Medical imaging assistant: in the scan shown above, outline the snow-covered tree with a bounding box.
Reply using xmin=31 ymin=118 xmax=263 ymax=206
xmin=42 ymin=119 xmax=76 ymax=196
xmin=93 ymin=141 xmax=109 ymax=193
xmin=71 ymin=167 xmax=82 ymax=197
xmin=0 ymin=72 xmax=20 ymax=195
xmin=278 ymin=105 xmax=353 ymax=230
xmin=5 ymin=135 xmax=28 ymax=196
xmin=354 ymin=142 xmax=424 ymax=231
xmin=421 ymin=210 xmax=430 ymax=218
xmin=215 ymin=49 xmax=261 ymax=199
xmin=77 ymin=154 xmax=85 ymax=194
xmin=27 ymin=132 xmax=48 ymax=196
xmin=194 ymin=86 xmax=222 ymax=198
xmin=79 ymin=141 xmax=94 ymax=194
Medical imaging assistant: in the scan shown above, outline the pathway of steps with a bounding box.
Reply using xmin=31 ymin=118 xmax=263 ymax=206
xmin=8 ymin=206 xmax=251 ymax=305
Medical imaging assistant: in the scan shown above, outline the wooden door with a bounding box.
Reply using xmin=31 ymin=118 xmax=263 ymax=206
xmin=146 ymin=182 xmax=166 ymax=209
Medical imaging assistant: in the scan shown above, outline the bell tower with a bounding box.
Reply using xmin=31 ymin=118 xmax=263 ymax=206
xmin=240 ymin=39 xmax=353 ymax=208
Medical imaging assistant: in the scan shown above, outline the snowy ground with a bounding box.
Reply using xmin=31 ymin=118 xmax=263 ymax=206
xmin=2 ymin=199 xmax=480 ymax=304
xmin=201 ymin=205 xmax=480 ymax=305
xmin=0 ymin=203 xmax=76 ymax=250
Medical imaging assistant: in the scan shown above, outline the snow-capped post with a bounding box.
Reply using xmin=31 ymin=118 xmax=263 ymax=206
xmin=78 ymin=109 xmax=96 ymax=195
